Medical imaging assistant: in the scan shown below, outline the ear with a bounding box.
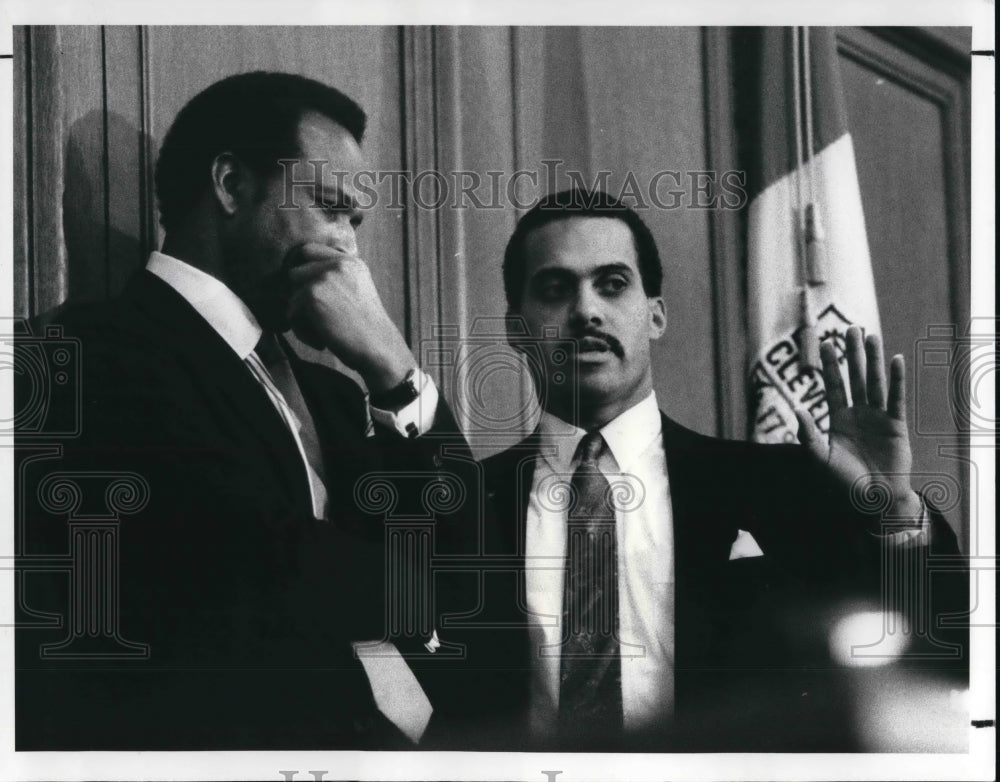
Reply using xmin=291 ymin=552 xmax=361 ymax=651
xmin=210 ymin=152 xmax=255 ymax=218
xmin=647 ymin=296 xmax=667 ymax=340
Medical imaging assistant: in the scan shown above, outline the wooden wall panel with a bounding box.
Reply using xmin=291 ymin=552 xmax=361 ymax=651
xmin=19 ymin=26 xmax=107 ymax=316
xmin=840 ymin=37 xmax=962 ymax=349
xmin=837 ymin=28 xmax=971 ymax=549
xmin=703 ymin=28 xmax=746 ymax=440
xmin=400 ymin=26 xmax=440 ymax=355
xmin=102 ymin=26 xmax=149 ymax=298
xmin=433 ymin=27 xmax=526 ymax=455
xmin=12 ymin=28 xmax=30 ymax=319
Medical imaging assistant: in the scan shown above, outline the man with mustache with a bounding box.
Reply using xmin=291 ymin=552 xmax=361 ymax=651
xmin=441 ymin=188 xmax=964 ymax=751
xmin=17 ymin=71 xmax=468 ymax=750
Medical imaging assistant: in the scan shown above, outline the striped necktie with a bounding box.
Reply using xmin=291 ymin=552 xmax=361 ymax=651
xmin=558 ymin=431 xmax=623 ymax=739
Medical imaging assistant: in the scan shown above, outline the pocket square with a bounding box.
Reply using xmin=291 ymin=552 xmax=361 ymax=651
xmin=729 ymin=529 xmax=764 ymax=560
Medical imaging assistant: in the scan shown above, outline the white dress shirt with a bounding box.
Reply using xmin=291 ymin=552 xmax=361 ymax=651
xmin=526 ymin=391 xmax=675 ymax=736
xmin=146 ymin=251 xmax=438 ymax=517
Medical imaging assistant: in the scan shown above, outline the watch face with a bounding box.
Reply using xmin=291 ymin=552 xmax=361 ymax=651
xmin=401 ymin=371 xmax=421 ymax=401
xmin=373 ymin=369 xmax=421 ymax=409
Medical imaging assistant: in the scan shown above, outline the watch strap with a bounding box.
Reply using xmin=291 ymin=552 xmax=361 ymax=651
xmin=369 ymin=368 xmax=421 ymax=410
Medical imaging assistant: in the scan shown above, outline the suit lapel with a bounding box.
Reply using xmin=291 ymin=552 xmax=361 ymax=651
xmin=659 ymin=413 xmax=744 ymax=706
xmin=660 ymin=413 xmax=737 ymax=576
xmin=121 ymin=272 xmax=313 ymax=514
xmin=486 ymin=432 xmax=542 ymax=559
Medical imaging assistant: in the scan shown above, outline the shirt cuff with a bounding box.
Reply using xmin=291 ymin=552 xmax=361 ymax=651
xmin=369 ymin=368 xmax=438 ymax=438
xmin=872 ymin=494 xmax=932 ymax=549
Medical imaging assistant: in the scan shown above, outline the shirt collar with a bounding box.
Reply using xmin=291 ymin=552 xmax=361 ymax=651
xmin=538 ymin=391 xmax=662 ymax=474
xmin=146 ymin=251 xmax=262 ymax=359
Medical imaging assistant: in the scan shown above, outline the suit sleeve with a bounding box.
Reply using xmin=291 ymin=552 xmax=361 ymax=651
xmin=17 ymin=323 xmax=406 ymax=748
xmin=733 ymin=440 xmax=967 ymax=675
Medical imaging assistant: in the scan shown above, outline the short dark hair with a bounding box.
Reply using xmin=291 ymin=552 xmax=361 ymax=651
xmin=502 ymin=188 xmax=663 ymax=310
xmin=154 ymin=71 xmax=366 ymax=233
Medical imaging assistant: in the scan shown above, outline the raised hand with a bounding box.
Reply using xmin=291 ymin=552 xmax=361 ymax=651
xmin=795 ymin=325 xmax=923 ymax=521
xmin=284 ymin=243 xmax=417 ymax=393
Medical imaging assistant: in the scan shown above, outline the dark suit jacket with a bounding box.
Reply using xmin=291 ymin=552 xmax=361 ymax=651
xmin=431 ymin=412 xmax=966 ymax=751
xmin=16 ymin=271 xmax=470 ymax=750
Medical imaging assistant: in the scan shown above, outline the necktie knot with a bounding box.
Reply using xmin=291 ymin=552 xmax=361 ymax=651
xmin=254 ymin=331 xmax=286 ymax=367
xmin=576 ymin=431 xmax=606 ymax=468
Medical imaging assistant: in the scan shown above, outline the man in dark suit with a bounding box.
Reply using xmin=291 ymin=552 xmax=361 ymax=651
xmin=437 ymin=189 xmax=965 ymax=751
xmin=16 ymin=72 xmax=469 ymax=750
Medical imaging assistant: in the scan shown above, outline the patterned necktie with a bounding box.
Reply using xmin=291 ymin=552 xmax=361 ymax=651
xmin=558 ymin=431 xmax=623 ymax=738
xmin=250 ymin=333 xmax=329 ymax=517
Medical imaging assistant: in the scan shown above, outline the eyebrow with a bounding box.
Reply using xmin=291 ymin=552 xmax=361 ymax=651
xmin=592 ymin=263 xmax=634 ymax=277
xmin=530 ymin=262 xmax=635 ymax=281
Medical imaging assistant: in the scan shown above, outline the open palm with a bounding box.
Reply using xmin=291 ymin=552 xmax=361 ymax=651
xmin=795 ymin=326 xmax=922 ymax=520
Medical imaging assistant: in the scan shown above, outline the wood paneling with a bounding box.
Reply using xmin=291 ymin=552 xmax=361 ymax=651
xmin=102 ymin=26 xmax=149 ymax=297
xmin=703 ymin=27 xmax=746 ymax=439
xmin=433 ymin=27 xmax=524 ymax=455
xmin=400 ymin=26 xmax=441 ymax=358
xmin=19 ymin=26 xmax=107 ymax=316
xmin=837 ymin=27 xmax=971 ymax=549
xmin=12 ymin=27 xmax=30 ymax=319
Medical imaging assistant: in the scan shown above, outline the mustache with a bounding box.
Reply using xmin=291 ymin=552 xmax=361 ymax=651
xmin=571 ymin=329 xmax=625 ymax=359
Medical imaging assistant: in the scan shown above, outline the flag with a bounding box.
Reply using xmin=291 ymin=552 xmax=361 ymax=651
xmin=743 ymin=27 xmax=881 ymax=444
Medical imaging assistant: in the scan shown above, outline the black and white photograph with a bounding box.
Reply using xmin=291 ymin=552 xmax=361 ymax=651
xmin=0 ymin=2 xmax=994 ymax=780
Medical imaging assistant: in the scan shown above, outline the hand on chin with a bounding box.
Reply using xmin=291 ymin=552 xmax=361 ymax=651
xmin=251 ymin=284 xmax=329 ymax=350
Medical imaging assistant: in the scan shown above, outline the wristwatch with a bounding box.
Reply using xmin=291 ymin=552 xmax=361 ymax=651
xmin=369 ymin=368 xmax=422 ymax=411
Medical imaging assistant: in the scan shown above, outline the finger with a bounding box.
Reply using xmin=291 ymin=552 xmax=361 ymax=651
xmin=287 ymin=258 xmax=334 ymax=280
xmin=845 ymin=325 xmax=867 ymax=406
xmin=887 ymin=354 xmax=907 ymax=421
xmin=794 ymin=407 xmax=827 ymax=461
xmin=865 ymin=333 xmax=887 ymax=409
xmin=296 ymin=240 xmax=361 ymax=260
xmin=285 ymin=283 xmax=317 ymax=311
xmin=283 ymin=242 xmax=339 ymax=269
xmin=284 ymin=242 xmax=359 ymax=274
xmin=820 ymin=339 xmax=848 ymax=412
xmin=285 ymin=254 xmax=361 ymax=285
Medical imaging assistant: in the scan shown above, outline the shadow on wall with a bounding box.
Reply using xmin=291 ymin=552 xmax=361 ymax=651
xmin=34 ymin=109 xmax=154 ymax=328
